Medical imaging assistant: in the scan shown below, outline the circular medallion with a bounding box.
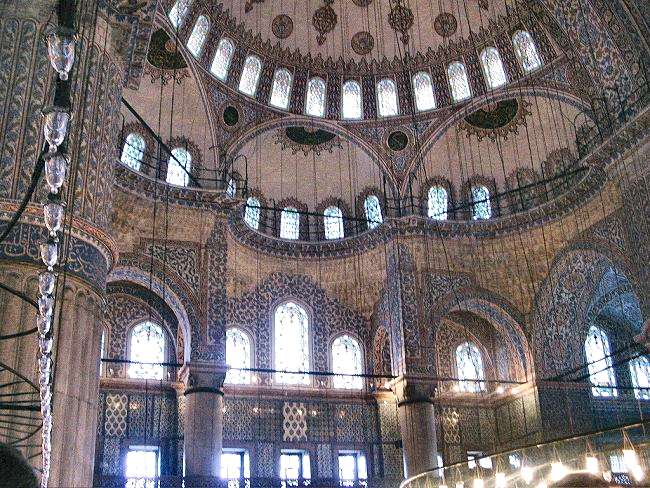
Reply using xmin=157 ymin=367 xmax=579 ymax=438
xmin=351 ymin=31 xmax=374 ymax=55
xmin=387 ymin=130 xmax=409 ymax=152
xmin=223 ymin=106 xmax=240 ymax=127
xmin=434 ymin=12 xmax=457 ymax=37
xmin=352 ymin=0 xmax=372 ymax=6
xmin=313 ymin=2 xmax=338 ymax=45
xmin=388 ymin=2 xmax=414 ymax=44
xmin=272 ymin=14 xmax=294 ymax=39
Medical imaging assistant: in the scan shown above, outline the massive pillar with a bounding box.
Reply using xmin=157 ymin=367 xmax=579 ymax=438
xmin=180 ymin=363 xmax=226 ymax=481
xmin=391 ymin=377 xmax=439 ymax=479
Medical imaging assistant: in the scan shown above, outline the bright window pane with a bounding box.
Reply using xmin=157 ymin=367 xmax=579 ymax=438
xmin=456 ymin=342 xmax=485 ymax=392
xmin=226 ymin=178 xmax=236 ymax=198
xmin=221 ymin=449 xmax=250 ymax=481
xmin=427 ymin=186 xmax=448 ymax=220
xmin=480 ymin=47 xmax=507 ymax=88
xmin=125 ymin=448 xmax=158 ymax=488
xmin=187 ymin=15 xmax=209 ymax=57
xmin=512 ymin=30 xmax=542 ymax=73
xmin=364 ymin=195 xmax=382 ymax=229
xmin=168 ymin=0 xmax=192 ymax=29
xmin=377 ymin=78 xmax=399 ymax=117
xmin=100 ymin=328 xmax=107 ymax=376
xmin=342 ymin=80 xmax=363 ymax=119
xmin=244 ymin=197 xmax=260 ymax=229
xmin=211 ymin=38 xmax=235 ymax=81
xmin=121 ymin=133 xmax=145 ymax=171
xmin=225 ymin=328 xmax=251 ymax=384
xmin=471 ymin=185 xmax=491 ymax=220
xmin=305 ymin=78 xmax=326 ymax=117
xmin=239 ymin=55 xmax=262 ymax=96
xmin=448 ymin=61 xmax=471 ymax=102
xmin=630 ymin=356 xmax=650 ymax=400
xmin=585 ymin=326 xmax=618 ymax=397
xmin=129 ymin=322 xmax=165 ymax=380
xmin=270 ymin=69 xmax=292 ymax=109
xmin=324 ymin=206 xmax=344 ymax=240
xmin=166 ymin=147 xmax=191 ymax=186
xmin=275 ymin=302 xmax=310 ymax=385
xmin=332 ymin=335 xmax=363 ymax=389
xmin=280 ymin=207 xmax=300 ymax=240
xmin=413 ymin=71 xmax=436 ymax=111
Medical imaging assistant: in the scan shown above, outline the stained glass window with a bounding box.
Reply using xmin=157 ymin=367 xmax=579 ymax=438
xmin=166 ymin=147 xmax=191 ymax=186
xmin=585 ymin=326 xmax=618 ymax=397
xmin=225 ymin=328 xmax=251 ymax=384
xmin=128 ymin=322 xmax=165 ymax=380
xmin=448 ymin=61 xmax=471 ymax=102
xmin=630 ymin=356 xmax=650 ymax=400
xmin=471 ymin=185 xmax=492 ymax=220
xmin=342 ymin=80 xmax=363 ymax=120
xmin=428 ymin=186 xmax=448 ymax=220
xmin=269 ymin=68 xmax=292 ymax=109
xmin=168 ymin=0 xmax=193 ymax=29
xmin=480 ymin=47 xmax=507 ymax=89
xmin=121 ymin=133 xmax=145 ymax=171
xmin=364 ymin=195 xmax=383 ymax=229
xmin=238 ymin=55 xmax=262 ymax=96
xmin=377 ymin=78 xmax=399 ymax=117
xmin=456 ymin=342 xmax=485 ymax=393
xmin=305 ymin=77 xmax=326 ymax=117
xmin=413 ymin=71 xmax=436 ymax=111
xmin=210 ymin=38 xmax=235 ymax=81
xmin=323 ymin=206 xmax=344 ymax=240
xmin=226 ymin=178 xmax=236 ymax=198
xmin=332 ymin=335 xmax=363 ymax=389
xmin=274 ymin=302 xmax=310 ymax=385
xmin=244 ymin=197 xmax=260 ymax=229
xmin=512 ymin=31 xmax=542 ymax=73
xmin=187 ymin=15 xmax=209 ymax=57
xmin=280 ymin=207 xmax=300 ymax=240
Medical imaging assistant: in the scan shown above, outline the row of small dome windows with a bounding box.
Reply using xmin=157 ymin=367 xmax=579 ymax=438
xmin=169 ymin=2 xmax=542 ymax=118
xmin=244 ymin=185 xmax=492 ymax=240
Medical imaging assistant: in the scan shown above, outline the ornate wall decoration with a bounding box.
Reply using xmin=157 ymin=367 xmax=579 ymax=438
xmin=283 ymin=402 xmax=308 ymax=441
xmin=352 ymin=0 xmax=372 ymax=5
xmin=273 ymin=126 xmax=342 ymax=156
xmin=434 ymin=12 xmax=457 ymax=37
xmin=313 ymin=0 xmax=338 ymax=45
xmin=145 ymin=28 xmax=189 ymax=85
xmin=351 ymin=31 xmax=374 ymax=55
xmin=272 ymin=14 xmax=294 ymax=39
xmin=245 ymin=0 xmax=265 ymax=13
xmin=459 ymin=99 xmax=531 ymax=141
xmin=388 ymin=0 xmax=414 ymax=44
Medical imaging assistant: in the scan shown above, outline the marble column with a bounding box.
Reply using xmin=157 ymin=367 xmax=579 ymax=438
xmin=391 ymin=377 xmax=439 ymax=479
xmin=180 ymin=362 xmax=227 ymax=481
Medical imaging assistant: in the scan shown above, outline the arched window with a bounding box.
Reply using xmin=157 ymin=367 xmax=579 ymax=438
xmin=239 ymin=55 xmax=262 ymax=96
xmin=630 ymin=356 xmax=650 ymax=400
xmin=585 ymin=326 xmax=618 ymax=397
xmin=187 ymin=15 xmax=209 ymax=57
xmin=120 ymin=133 xmax=145 ymax=171
xmin=512 ymin=31 xmax=542 ymax=73
xmin=456 ymin=342 xmax=486 ymax=392
xmin=470 ymin=185 xmax=492 ymax=220
xmin=332 ymin=335 xmax=363 ymax=389
xmin=210 ymin=38 xmax=235 ymax=81
xmin=305 ymin=77 xmax=326 ymax=117
xmin=427 ymin=186 xmax=448 ymax=220
xmin=364 ymin=195 xmax=383 ymax=229
xmin=128 ymin=322 xmax=165 ymax=380
xmin=245 ymin=197 xmax=260 ymax=229
xmin=480 ymin=47 xmax=507 ymax=89
xmin=274 ymin=302 xmax=310 ymax=384
xmin=413 ymin=71 xmax=436 ymax=112
xmin=377 ymin=78 xmax=399 ymax=117
xmin=225 ymin=328 xmax=251 ymax=384
xmin=166 ymin=147 xmax=192 ymax=186
xmin=269 ymin=68 xmax=293 ymax=109
xmin=448 ymin=61 xmax=472 ymax=102
xmin=323 ymin=206 xmax=344 ymax=240
xmin=168 ymin=0 xmax=193 ymax=29
xmin=226 ymin=178 xmax=236 ymax=198
xmin=100 ymin=327 xmax=107 ymax=376
xmin=341 ymin=80 xmax=363 ymax=120
xmin=280 ymin=207 xmax=300 ymax=240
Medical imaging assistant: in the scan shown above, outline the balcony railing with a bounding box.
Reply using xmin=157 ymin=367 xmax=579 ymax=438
xmin=96 ymin=477 xmax=402 ymax=488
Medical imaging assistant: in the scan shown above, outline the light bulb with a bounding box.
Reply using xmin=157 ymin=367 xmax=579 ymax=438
xmin=42 ymin=106 xmax=70 ymax=152
xmin=36 ymin=315 xmax=51 ymax=335
xmin=585 ymin=456 xmax=599 ymax=475
xmin=46 ymin=29 xmax=76 ymax=80
xmin=631 ymin=465 xmax=644 ymax=481
xmin=39 ymin=384 xmax=51 ymax=404
xmin=40 ymin=239 xmax=58 ymax=269
xmin=39 ymin=335 xmax=53 ymax=355
xmin=455 ymin=482 xmax=464 ymax=488
xmin=38 ymin=271 xmax=56 ymax=296
xmin=45 ymin=152 xmax=68 ymax=194
xmin=473 ymin=479 xmax=484 ymax=488
xmin=623 ymin=449 xmax=639 ymax=469
xmin=521 ymin=466 xmax=534 ymax=484
xmin=536 ymin=483 xmax=547 ymax=488
xmin=550 ymin=462 xmax=567 ymax=481
xmin=495 ymin=472 xmax=507 ymax=488
xmin=44 ymin=198 xmax=64 ymax=236
xmin=38 ymin=295 xmax=54 ymax=318
xmin=39 ymin=354 xmax=51 ymax=376
xmin=496 ymin=385 xmax=505 ymax=394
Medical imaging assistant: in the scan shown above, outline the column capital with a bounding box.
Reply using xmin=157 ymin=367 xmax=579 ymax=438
xmin=387 ymin=375 xmax=437 ymax=405
xmin=179 ymin=362 xmax=227 ymax=395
